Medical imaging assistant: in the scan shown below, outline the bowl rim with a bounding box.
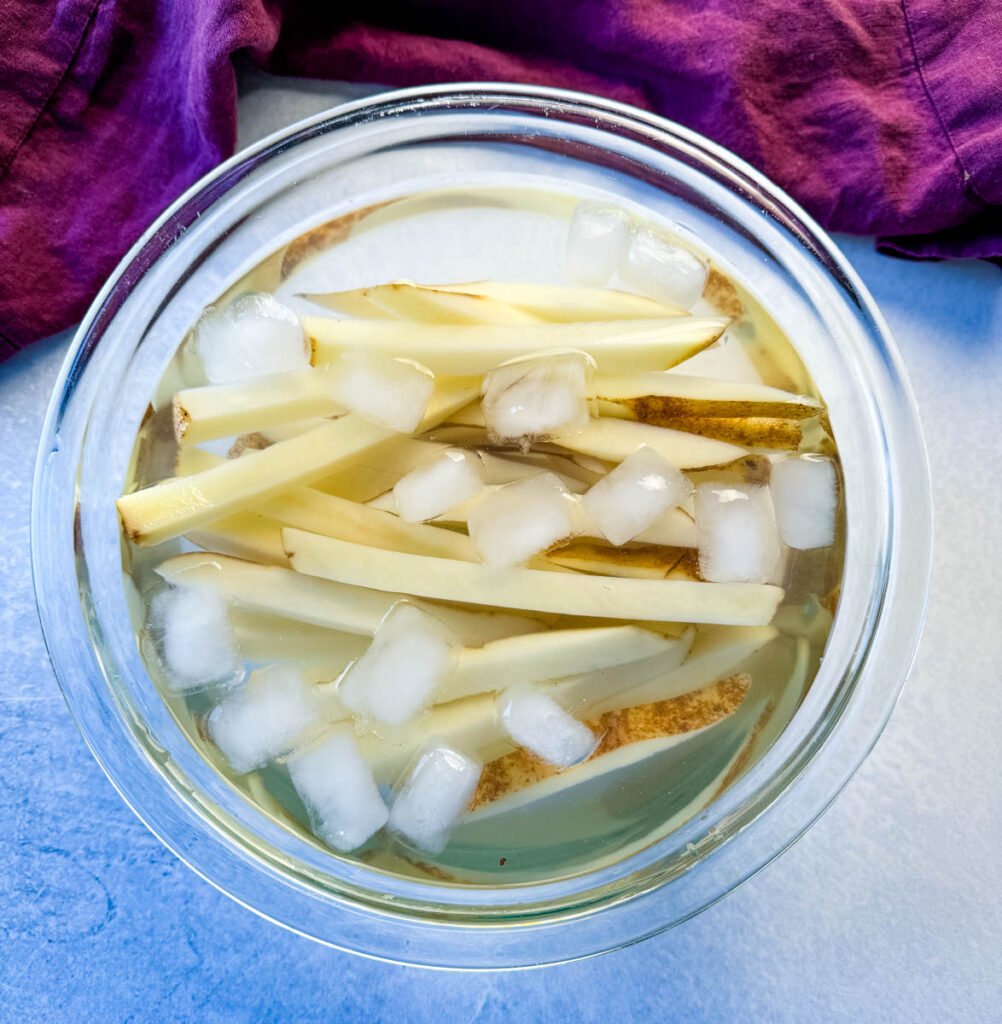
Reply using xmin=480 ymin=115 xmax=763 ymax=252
xmin=31 ymin=82 xmax=933 ymax=969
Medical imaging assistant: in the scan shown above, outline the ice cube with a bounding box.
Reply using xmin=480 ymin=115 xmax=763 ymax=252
xmin=565 ymin=202 xmax=632 ymax=286
xmin=467 ymin=472 xmax=577 ymax=567
xmin=393 ymin=449 xmax=483 ymax=523
xmin=337 ymin=603 xmax=457 ymax=727
xmin=582 ymin=445 xmax=692 ymax=545
xmin=328 ymin=349 xmax=435 ymax=433
xmin=208 ymin=664 xmax=319 ymax=774
xmin=498 ymin=685 xmax=598 ymax=768
xmin=482 ymin=353 xmax=591 ymax=447
xmin=287 ymin=726 xmax=389 ymax=852
xmin=148 ymin=584 xmax=242 ymax=691
xmin=388 ymin=745 xmax=482 ymax=853
xmin=695 ymin=482 xmax=781 ymax=583
xmin=620 ymin=227 xmax=708 ymax=311
xmin=770 ymin=454 xmax=838 ymax=549
xmin=194 ymin=293 xmax=308 ymax=384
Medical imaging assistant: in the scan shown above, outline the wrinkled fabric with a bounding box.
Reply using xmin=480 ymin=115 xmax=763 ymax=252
xmin=1 ymin=0 xmax=1000 ymax=358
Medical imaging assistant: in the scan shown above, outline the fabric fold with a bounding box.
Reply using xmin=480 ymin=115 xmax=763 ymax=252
xmin=1 ymin=0 xmax=999 ymax=358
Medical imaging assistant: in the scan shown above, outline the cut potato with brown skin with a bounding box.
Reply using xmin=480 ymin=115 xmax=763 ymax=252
xmin=305 ymin=316 xmax=730 ymax=375
xmin=552 ymin=417 xmax=746 ymax=469
xmin=594 ymin=372 xmax=820 ymax=420
xmin=469 ymin=673 xmax=749 ymax=814
xmin=652 ymin=415 xmax=804 ymax=450
xmin=544 ymin=539 xmax=687 ymax=579
xmin=301 ymin=281 xmax=540 ymax=325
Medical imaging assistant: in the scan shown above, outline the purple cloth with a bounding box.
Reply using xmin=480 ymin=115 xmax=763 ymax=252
xmin=1 ymin=1 xmax=1000 ymax=359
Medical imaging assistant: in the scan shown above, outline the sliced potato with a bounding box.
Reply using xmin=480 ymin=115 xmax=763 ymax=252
xmin=313 ymin=437 xmax=448 ymax=503
xmin=544 ymin=539 xmax=686 ymax=579
xmin=283 ymin=529 xmax=784 ymax=626
xmin=652 ymin=415 xmax=804 ymax=450
xmin=154 ymin=552 xmax=545 ymax=644
xmin=174 ymin=370 xmax=342 ymax=446
xmin=582 ymin=623 xmax=777 ymax=717
xmin=356 ymin=630 xmax=696 ymax=785
xmin=441 ymin=625 xmax=684 ymax=702
xmin=595 ymin=371 xmax=821 ymax=420
xmin=177 ymin=448 xmax=477 ymax=562
xmin=186 ymin=512 xmax=287 ymax=566
xmin=260 ymin=486 xmax=480 ymax=562
xmin=468 ymin=673 xmax=749 ymax=819
xmin=230 ymin=608 xmax=369 ymax=681
xmin=301 ymin=281 xmax=539 ymax=325
xmin=553 ymin=417 xmax=746 ymax=468
xmin=305 ymin=316 xmax=729 ymax=375
xmin=430 ymin=281 xmax=684 ymax=321
xmin=120 ymin=418 xmax=400 ymax=546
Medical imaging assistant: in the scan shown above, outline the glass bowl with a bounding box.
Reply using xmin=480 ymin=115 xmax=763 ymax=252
xmin=31 ymin=84 xmax=932 ymax=969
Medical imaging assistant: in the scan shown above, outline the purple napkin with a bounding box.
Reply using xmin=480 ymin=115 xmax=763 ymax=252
xmin=1 ymin=0 xmax=999 ymax=358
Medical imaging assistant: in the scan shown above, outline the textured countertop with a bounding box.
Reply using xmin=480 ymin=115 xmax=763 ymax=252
xmin=2 ymin=76 xmax=1001 ymax=1022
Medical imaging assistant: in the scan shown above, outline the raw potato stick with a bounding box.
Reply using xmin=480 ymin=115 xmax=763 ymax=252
xmin=122 ymin=380 xmax=476 ymax=545
xmin=155 ymin=552 xmax=546 ymax=644
xmin=305 ymin=316 xmax=730 ymax=375
xmin=553 ymin=417 xmax=746 ymax=468
xmin=283 ymin=529 xmax=785 ymax=626
xmin=440 ymin=625 xmax=685 ymax=702
xmin=301 ymin=281 xmax=541 ymax=324
xmin=429 ymin=280 xmax=684 ymax=320
xmin=174 ymin=370 xmax=342 ymax=446
xmin=594 ymin=371 xmax=821 ymax=419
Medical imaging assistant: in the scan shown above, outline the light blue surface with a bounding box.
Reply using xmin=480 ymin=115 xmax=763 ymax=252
xmin=3 ymin=79 xmax=1002 ymax=1022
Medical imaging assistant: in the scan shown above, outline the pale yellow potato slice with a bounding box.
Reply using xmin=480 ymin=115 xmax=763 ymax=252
xmin=468 ymin=673 xmax=749 ymax=820
xmin=154 ymin=552 xmax=545 ymax=644
xmin=544 ymin=539 xmax=686 ymax=579
xmin=440 ymin=625 xmax=684 ymax=702
xmin=582 ymin=623 xmax=777 ymax=717
xmin=594 ymin=371 xmax=821 ymax=419
xmin=357 ymin=691 xmax=508 ymax=785
xmin=175 ymin=373 xmax=478 ymax=447
xmin=179 ymin=449 xmax=480 ymax=562
xmin=313 ymin=437 xmax=448 ymax=503
xmin=230 ymin=609 xmax=369 ymax=681
xmin=283 ymin=529 xmax=784 ymax=626
xmin=119 ymin=417 xmax=395 ymax=546
xmin=430 ymin=281 xmax=685 ymax=321
xmin=186 ymin=512 xmax=288 ymax=566
xmin=301 ymin=281 xmax=540 ymax=325
xmin=260 ymin=486 xmax=479 ymax=562
xmin=552 ymin=417 xmax=745 ymax=468
xmin=305 ymin=316 xmax=729 ymax=375
xmin=652 ymin=414 xmax=804 ymax=450
xmin=174 ymin=370 xmax=342 ymax=446
xmin=124 ymin=377 xmax=477 ymax=546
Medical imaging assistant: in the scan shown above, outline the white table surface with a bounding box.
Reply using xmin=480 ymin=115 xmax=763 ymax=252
xmin=2 ymin=74 xmax=1000 ymax=1022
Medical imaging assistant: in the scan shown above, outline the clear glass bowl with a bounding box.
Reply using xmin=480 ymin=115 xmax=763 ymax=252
xmin=31 ymin=84 xmax=932 ymax=969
